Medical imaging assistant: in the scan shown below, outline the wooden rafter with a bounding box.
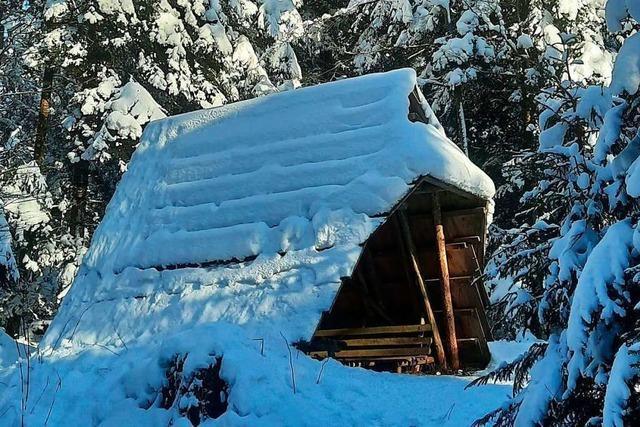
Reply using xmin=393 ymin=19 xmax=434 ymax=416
xmin=315 ymin=324 xmax=432 ymax=337
xmin=356 ymin=269 xmax=393 ymax=324
xmin=396 ymin=210 xmax=447 ymax=368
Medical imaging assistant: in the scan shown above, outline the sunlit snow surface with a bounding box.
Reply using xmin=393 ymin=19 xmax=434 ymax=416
xmin=0 ymin=69 xmax=499 ymax=425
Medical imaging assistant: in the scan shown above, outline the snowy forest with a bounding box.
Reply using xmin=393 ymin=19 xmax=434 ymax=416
xmin=2 ymin=0 xmax=640 ymax=426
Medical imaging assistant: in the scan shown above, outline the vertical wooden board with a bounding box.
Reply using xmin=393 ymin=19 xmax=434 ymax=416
xmin=365 ymin=219 xmax=396 ymax=252
xmin=414 ymin=248 xmax=476 ymax=282
xmin=396 ymin=211 xmax=447 ymax=368
xmin=431 ymin=309 xmax=491 ymax=368
xmin=406 ymin=213 xmax=436 ymax=245
xmin=442 ymin=211 xmax=486 ymax=267
xmin=443 ymin=247 xmax=477 ymax=277
xmin=442 ymin=213 xmax=481 ymax=237
xmin=456 ymin=310 xmax=491 ymax=366
xmin=370 ymin=253 xmax=407 ymax=283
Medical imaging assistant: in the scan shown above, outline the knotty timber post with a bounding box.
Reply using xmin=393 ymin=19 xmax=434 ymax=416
xmin=432 ymin=192 xmax=460 ymax=371
xmin=396 ymin=211 xmax=447 ymax=368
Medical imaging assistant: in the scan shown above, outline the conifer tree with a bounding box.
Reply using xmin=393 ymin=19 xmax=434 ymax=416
xmin=475 ymin=2 xmax=640 ymax=425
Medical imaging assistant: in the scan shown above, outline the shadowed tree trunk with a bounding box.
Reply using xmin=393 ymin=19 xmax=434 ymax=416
xmin=70 ymin=160 xmax=90 ymax=240
xmin=34 ymin=66 xmax=54 ymax=167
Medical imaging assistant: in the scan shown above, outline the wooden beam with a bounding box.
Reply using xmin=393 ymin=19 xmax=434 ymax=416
xmin=424 ymin=276 xmax=473 ymax=283
xmin=314 ymin=324 xmax=432 ymax=337
xmin=370 ymin=242 xmax=481 ymax=259
xmin=408 ymin=208 xmax=487 ymax=220
xmin=433 ymin=308 xmax=477 ymax=315
xmin=309 ymin=347 xmax=433 ymax=359
xmin=432 ymin=192 xmax=460 ymax=371
xmin=444 ymin=207 xmax=487 ymax=217
xmin=311 ymin=337 xmax=432 ymax=349
xmin=396 ymin=211 xmax=447 ymax=368
xmin=417 ymin=176 xmax=484 ymax=201
xmin=452 ymin=235 xmax=482 ymax=244
xmin=357 ymin=250 xmax=394 ymax=323
xmin=335 ymin=336 xmax=432 ymax=347
xmin=356 ymin=270 xmax=394 ymax=324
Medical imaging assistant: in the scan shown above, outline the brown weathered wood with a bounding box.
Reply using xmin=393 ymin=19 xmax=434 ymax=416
xmin=409 ymin=208 xmax=486 ymax=219
xmin=309 ymin=347 xmax=433 ymax=359
xmin=396 ymin=211 xmax=447 ymax=368
xmin=424 ymin=276 xmax=473 ymax=283
xmin=347 ymin=356 xmax=434 ymax=363
xmin=433 ymin=308 xmax=477 ymax=315
xmin=432 ymin=192 xmax=460 ymax=371
xmin=433 ymin=307 xmax=490 ymax=360
xmin=374 ymin=247 xmax=477 ymax=278
xmin=314 ymin=324 xmax=431 ymax=337
xmin=443 ymin=207 xmax=487 ymax=218
xmin=356 ymin=269 xmax=393 ymax=324
xmin=452 ymin=235 xmax=482 ymax=244
xmin=330 ymin=337 xmax=433 ymax=347
xmin=414 ymin=176 xmax=483 ymax=201
xmin=360 ymin=249 xmax=399 ymax=318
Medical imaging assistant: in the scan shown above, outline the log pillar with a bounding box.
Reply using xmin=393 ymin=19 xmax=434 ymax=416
xmin=432 ymin=192 xmax=460 ymax=371
xmin=396 ymin=210 xmax=447 ymax=369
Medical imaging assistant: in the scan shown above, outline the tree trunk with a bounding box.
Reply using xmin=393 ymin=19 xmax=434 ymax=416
xmin=34 ymin=66 xmax=54 ymax=168
xmin=455 ymin=86 xmax=468 ymax=155
xmin=70 ymin=160 xmax=89 ymax=240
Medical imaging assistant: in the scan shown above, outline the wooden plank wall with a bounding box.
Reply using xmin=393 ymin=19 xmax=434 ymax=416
xmin=313 ymin=179 xmax=493 ymax=369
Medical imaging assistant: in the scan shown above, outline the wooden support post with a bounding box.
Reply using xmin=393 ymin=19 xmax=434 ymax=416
xmin=396 ymin=211 xmax=447 ymax=368
xmin=432 ymin=192 xmax=460 ymax=371
xmin=360 ymin=250 xmax=394 ymax=322
xmin=356 ymin=269 xmax=393 ymax=324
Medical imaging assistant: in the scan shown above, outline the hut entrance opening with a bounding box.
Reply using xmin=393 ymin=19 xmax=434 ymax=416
xmin=303 ymin=178 xmax=492 ymax=374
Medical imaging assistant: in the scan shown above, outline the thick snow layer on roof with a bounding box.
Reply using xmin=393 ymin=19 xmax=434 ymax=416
xmin=0 ymin=69 xmax=496 ymax=425
xmin=79 ymin=68 xmax=491 ymax=274
xmin=42 ymin=68 xmax=493 ymax=345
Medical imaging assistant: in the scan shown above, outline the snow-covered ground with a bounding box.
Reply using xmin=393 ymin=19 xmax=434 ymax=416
xmin=0 ymin=333 xmax=529 ymax=426
xmin=0 ymin=330 xmax=31 ymax=368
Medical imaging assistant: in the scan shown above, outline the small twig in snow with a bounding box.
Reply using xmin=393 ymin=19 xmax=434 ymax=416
xmin=251 ymin=338 xmax=265 ymax=356
xmin=445 ymin=403 xmax=455 ymax=420
xmin=44 ymin=371 xmax=62 ymax=426
xmin=30 ymin=376 xmax=50 ymax=414
xmin=113 ymin=328 xmax=128 ymax=351
xmin=280 ymin=332 xmax=296 ymax=394
xmin=316 ymin=359 xmax=329 ymax=385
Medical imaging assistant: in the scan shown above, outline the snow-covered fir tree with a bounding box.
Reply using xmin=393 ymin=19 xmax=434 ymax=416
xmin=0 ymin=0 xmax=72 ymax=337
xmin=485 ymin=0 xmax=615 ymax=338
xmin=42 ymin=0 xmax=307 ymax=245
xmin=476 ymin=1 xmax=640 ymax=425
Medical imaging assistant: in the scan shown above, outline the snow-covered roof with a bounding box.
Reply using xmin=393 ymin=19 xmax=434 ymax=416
xmin=43 ymin=68 xmax=493 ymax=348
xmin=6 ymin=69 xmax=495 ymax=425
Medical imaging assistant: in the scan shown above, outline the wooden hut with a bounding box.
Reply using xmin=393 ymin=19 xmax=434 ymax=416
xmin=43 ymin=69 xmax=495 ymax=380
xmin=278 ymin=82 xmax=495 ymax=373
xmin=305 ymin=176 xmax=492 ymax=372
